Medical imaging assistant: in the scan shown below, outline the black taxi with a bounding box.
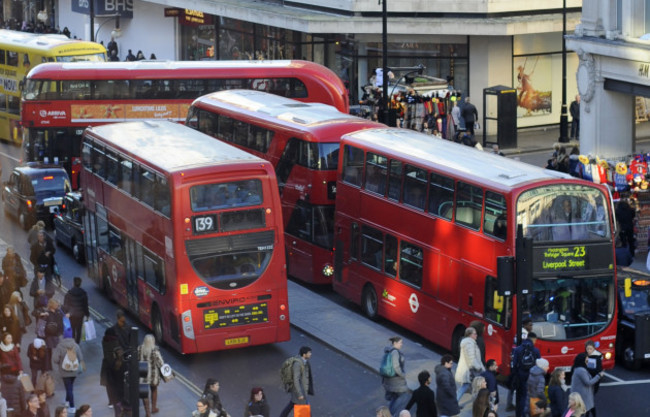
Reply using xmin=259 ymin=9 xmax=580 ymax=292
xmin=53 ymin=191 xmax=85 ymax=263
xmin=2 ymin=163 xmax=70 ymax=230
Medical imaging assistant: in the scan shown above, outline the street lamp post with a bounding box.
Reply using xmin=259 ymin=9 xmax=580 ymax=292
xmin=382 ymin=0 xmax=389 ymax=125
xmin=558 ymin=0 xmax=569 ymax=142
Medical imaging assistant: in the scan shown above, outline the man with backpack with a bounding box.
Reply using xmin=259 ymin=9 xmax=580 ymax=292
xmin=511 ymin=332 xmax=541 ymax=417
xmin=279 ymin=346 xmax=314 ymax=417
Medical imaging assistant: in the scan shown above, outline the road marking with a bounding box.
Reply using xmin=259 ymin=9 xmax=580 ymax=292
xmin=0 ymin=150 xmax=19 ymax=163
xmin=604 ymin=372 xmax=624 ymax=382
xmin=601 ymin=379 xmax=650 ymax=386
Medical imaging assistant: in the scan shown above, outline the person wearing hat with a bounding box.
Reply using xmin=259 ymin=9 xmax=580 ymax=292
xmin=27 ymin=337 xmax=47 ymax=388
xmin=528 ymin=358 xmax=550 ymax=416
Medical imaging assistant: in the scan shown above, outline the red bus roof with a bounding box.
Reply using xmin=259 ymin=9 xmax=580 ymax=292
xmin=342 ymin=128 xmax=580 ymax=191
xmin=85 ymin=120 xmax=266 ymax=173
xmin=192 ymin=89 xmax=383 ymax=137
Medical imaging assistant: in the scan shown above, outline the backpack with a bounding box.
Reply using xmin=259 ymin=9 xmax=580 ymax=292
xmin=379 ymin=348 xmax=396 ymax=378
xmin=280 ymin=356 xmax=301 ymax=392
xmin=518 ymin=344 xmax=536 ymax=371
xmin=45 ymin=319 xmax=60 ymax=337
xmin=61 ymin=346 xmax=79 ymax=371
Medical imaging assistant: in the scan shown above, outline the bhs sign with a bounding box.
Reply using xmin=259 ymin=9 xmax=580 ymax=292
xmin=72 ymin=0 xmax=134 ymax=18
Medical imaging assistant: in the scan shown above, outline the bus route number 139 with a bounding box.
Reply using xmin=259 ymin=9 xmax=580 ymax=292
xmin=194 ymin=215 xmax=217 ymax=233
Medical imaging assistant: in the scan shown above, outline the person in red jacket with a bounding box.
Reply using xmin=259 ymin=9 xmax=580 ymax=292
xmin=0 ymin=333 xmax=22 ymax=375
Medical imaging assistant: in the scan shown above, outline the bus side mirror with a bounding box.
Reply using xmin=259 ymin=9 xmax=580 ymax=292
xmin=624 ymin=277 xmax=632 ymax=298
xmin=497 ymin=256 xmax=515 ymax=296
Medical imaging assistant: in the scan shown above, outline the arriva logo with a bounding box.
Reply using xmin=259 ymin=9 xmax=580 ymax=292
xmin=215 ymin=297 xmax=246 ymax=306
xmin=47 ymin=110 xmax=66 ymax=117
xmin=39 ymin=110 xmax=47 ymax=117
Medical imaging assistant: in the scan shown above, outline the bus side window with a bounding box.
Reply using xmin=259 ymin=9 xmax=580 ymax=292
xmin=387 ymin=160 xmax=402 ymax=201
xmin=105 ymin=150 xmax=119 ymax=185
xmin=456 ymin=181 xmax=483 ymax=230
xmin=119 ymin=157 xmax=133 ymax=195
xmin=428 ymin=172 xmax=454 ymax=220
xmin=350 ymin=222 xmax=359 ymax=261
xmin=7 ymin=51 xmax=17 ymax=66
xmin=398 ymin=241 xmax=423 ymax=288
xmin=364 ymin=153 xmax=387 ymax=196
xmin=0 ymin=50 xmax=5 ymax=65
xmin=384 ymin=234 xmax=397 ymax=277
xmin=155 ymin=175 xmax=171 ymax=217
xmin=360 ymin=225 xmax=383 ymax=270
xmin=342 ymin=145 xmax=364 ymax=187
xmin=484 ymin=191 xmax=507 ymax=240
xmin=403 ymin=164 xmax=427 ymax=210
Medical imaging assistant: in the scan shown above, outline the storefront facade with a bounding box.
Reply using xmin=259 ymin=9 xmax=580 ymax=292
xmin=18 ymin=1 xmax=581 ymax=130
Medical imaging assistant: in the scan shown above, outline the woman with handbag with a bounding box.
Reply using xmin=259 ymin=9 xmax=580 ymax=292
xmin=138 ymin=334 xmax=165 ymax=417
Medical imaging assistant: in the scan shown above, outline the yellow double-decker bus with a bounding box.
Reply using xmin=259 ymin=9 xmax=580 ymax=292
xmin=0 ymin=30 xmax=106 ymax=144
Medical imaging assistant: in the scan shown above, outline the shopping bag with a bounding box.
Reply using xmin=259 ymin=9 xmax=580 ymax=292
xmin=36 ymin=372 xmax=55 ymax=397
xmin=19 ymin=374 xmax=34 ymax=393
xmin=159 ymin=363 xmax=174 ymax=382
xmin=83 ymin=319 xmax=97 ymax=341
xmin=62 ymin=316 xmax=73 ymax=339
xmin=293 ymin=404 xmax=310 ymax=417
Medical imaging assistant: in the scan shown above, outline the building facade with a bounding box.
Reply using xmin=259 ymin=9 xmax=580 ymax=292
xmin=16 ymin=1 xmax=581 ymax=132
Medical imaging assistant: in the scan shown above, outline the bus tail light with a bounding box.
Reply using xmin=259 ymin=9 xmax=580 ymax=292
xmin=322 ymin=264 xmax=334 ymax=277
xmin=181 ymin=310 xmax=195 ymax=340
xmin=26 ymin=200 xmax=33 ymax=210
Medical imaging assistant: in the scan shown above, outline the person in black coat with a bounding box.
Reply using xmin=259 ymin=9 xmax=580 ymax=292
xmin=511 ymin=333 xmax=541 ymax=417
xmin=435 ymin=355 xmax=460 ymax=417
xmin=615 ymin=199 xmax=636 ymax=256
xmin=480 ymin=359 xmax=499 ymax=407
xmin=29 ymin=231 xmax=56 ymax=279
xmin=547 ymin=368 xmax=568 ymax=417
xmin=460 ymin=97 xmax=479 ymax=136
xmin=63 ymin=277 xmax=89 ymax=344
xmin=405 ymin=370 xmax=437 ymax=417
xmin=100 ymin=327 xmax=125 ymax=416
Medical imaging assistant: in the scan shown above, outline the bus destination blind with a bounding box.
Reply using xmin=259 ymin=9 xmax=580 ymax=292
xmin=532 ymin=243 xmax=613 ymax=276
xmin=203 ymin=302 xmax=269 ymax=329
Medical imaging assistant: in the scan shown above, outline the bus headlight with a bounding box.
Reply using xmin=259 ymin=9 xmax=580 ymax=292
xmin=322 ymin=264 xmax=334 ymax=277
xmin=604 ymin=351 xmax=612 ymax=360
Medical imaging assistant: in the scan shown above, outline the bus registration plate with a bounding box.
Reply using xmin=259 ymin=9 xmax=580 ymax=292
xmin=225 ymin=336 xmax=249 ymax=346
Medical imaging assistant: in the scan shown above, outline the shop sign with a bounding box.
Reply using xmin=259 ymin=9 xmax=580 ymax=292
xmin=72 ymin=0 xmax=134 ymax=19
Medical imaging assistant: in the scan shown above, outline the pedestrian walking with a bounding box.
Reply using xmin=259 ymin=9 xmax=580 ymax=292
xmin=52 ymin=335 xmax=84 ymax=411
xmin=0 ymin=333 xmax=22 ymax=375
xmin=471 ymin=388 xmax=492 ymax=417
xmin=53 ymin=405 xmax=67 ymax=417
xmin=27 ymin=222 xmax=46 ymax=248
xmin=29 ymin=270 xmax=54 ymax=313
xmin=2 ymin=246 xmax=27 ymax=291
xmin=460 ymin=97 xmax=478 ymax=136
xmin=511 ymin=332 xmax=540 ymax=417
xmin=381 ymin=337 xmax=410 ymax=416
xmin=244 ymin=387 xmax=269 ymax=417
xmin=469 ymin=321 xmax=486 ymax=366
xmin=125 ymin=49 xmax=136 ymax=61
xmin=0 ymin=366 xmax=26 ymax=415
xmin=192 ymin=398 xmax=216 ymax=417
xmin=562 ymin=392 xmax=586 ymax=417
xmin=9 ymin=292 xmax=32 ymax=344
xmin=455 ymin=327 xmax=485 ymax=402
xmin=136 ymin=50 xmax=145 ymax=60
xmin=42 ymin=299 xmax=64 ymax=372
xmin=480 ymin=359 xmax=499 ymax=407
xmin=0 ymin=274 xmax=14 ymax=309
xmin=0 ymin=306 xmax=21 ymax=347
xmin=569 ymin=353 xmax=603 ymax=417
xmin=100 ymin=327 xmax=125 ymax=416
xmin=405 ymin=370 xmax=437 ymax=417
xmin=62 ymin=278 xmax=88 ymax=344
xmin=27 ymin=338 xmax=46 ymax=387
xmin=569 ymin=95 xmax=580 ymax=140
xmin=279 ymin=346 xmax=314 ymax=417
xmin=548 ymin=368 xmax=569 ymax=417
xmin=138 ymin=334 xmax=165 ymax=417
xmin=23 ymin=392 xmax=39 ymax=417
xmin=29 ymin=231 xmax=55 ymax=280
xmin=434 ymin=354 xmax=460 ymax=417
xmin=110 ymin=310 xmax=130 ymax=350
xmin=527 ymin=358 xmax=550 ymax=416
xmin=201 ymin=379 xmax=228 ymax=417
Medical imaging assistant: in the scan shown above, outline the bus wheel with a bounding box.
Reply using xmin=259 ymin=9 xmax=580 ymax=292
xmin=152 ymin=307 xmax=163 ymax=345
xmin=451 ymin=326 xmax=465 ymax=361
xmin=622 ymin=345 xmax=642 ymax=370
xmin=361 ymin=284 xmax=378 ymax=320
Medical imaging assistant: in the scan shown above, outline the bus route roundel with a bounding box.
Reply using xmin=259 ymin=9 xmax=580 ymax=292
xmin=409 ymin=293 xmax=419 ymax=313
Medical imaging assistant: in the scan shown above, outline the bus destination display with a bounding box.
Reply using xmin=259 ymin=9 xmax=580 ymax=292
xmin=203 ymin=302 xmax=269 ymax=329
xmin=532 ymin=243 xmax=613 ymax=276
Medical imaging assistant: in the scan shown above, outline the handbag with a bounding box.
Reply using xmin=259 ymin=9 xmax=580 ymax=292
xmin=82 ymin=319 xmax=97 ymax=341
xmin=19 ymin=373 xmax=34 ymax=393
xmin=62 ymin=315 xmax=73 ymax=338
xmin=474 ymin=121 xmax=481 ymax=130
xmin=159 ymin=363 xmax=174 ymax=382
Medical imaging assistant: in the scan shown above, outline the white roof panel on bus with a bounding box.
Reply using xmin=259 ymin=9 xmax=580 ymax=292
xmin=200 ymin=90 xmax=359 ymax=126
xmin=87 ymin=121 xmax=264 ymax=172
xmin=57 ymin=60 xmax=294 ymax=71
xmin=0 ymin=30 xmax=84 ymax=49
xmin=344 ymin=128 xmax=573 ymax=189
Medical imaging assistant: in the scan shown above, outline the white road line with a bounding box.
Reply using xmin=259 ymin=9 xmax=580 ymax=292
xmin=604 ymin=372 xmax=624 ymax=382
xmin=601 ymin=379 xmax=650 ymax=386
xmin=0 ymin=150 xmax=19 ymax=163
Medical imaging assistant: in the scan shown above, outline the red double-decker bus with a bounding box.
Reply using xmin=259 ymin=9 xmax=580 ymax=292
xmin=333 ymin=128 xmax=617 ymax=374
xmin=186 ymin=90 xmax=383 ymax=284
xmin=81 ymin=120 xmax=289 ymax=353
xmin=21 ymin=60 xmax=349 ymax=189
